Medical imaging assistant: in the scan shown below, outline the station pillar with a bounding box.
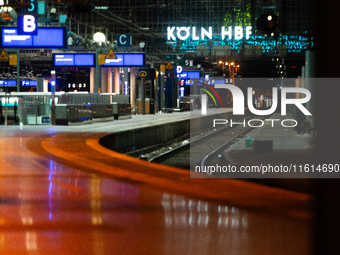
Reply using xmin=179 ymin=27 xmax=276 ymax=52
xmin=95 ymin=48 xmax=101 ymax=93
xmin=138 ymin=78 xmax=145 ymax=115
xmin=101 ymin=67 xmax=113 ymax=93
xmin=90 ymin=68 xmax=95 ymax=93
xmin=114 ymin=67 xmax=120 ymax=94
xmin=101 ymin=68 xmax=108 ymax=93
xmin=164 ymin=71 xmax=175 ymax=108
xmin=157 ymin=74 xmax=165 ymax=112
xmin=122 ymin=67 xmax=129 ymax=96
xmin=130 ymin=68 xmax=136 ymax=108
xmin=107 ymin=67 xmax=113 ymax=93
xmin=37 ymin=78 xmax=44 ymax=92
xmin=16 ymin=49 xmax=20 ymax=92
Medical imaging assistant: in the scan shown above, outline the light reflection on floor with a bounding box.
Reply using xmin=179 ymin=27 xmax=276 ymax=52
xmin=0 ymin=131 xmax=311 ymax=254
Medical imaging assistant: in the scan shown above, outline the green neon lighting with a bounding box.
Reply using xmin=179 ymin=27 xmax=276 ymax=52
xmin=224 ymin=4 xmax=252 ymax=27
xmin=199 ymin=88 xmax=217 ymax=106
xmin=167 ymin=34 xmax=312 ymax=54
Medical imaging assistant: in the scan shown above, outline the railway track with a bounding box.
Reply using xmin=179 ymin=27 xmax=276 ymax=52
xmin=149 ymin=117 xmax=262 ymax=170
xmin=149 ymin=116 xmax=313 ymax=193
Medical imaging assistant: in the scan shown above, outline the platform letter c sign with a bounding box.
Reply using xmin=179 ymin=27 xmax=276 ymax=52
xmin=116 ymin=34 xmax=131 ymax=47
xmin=119 ymin=35 xmax=127 ymax=45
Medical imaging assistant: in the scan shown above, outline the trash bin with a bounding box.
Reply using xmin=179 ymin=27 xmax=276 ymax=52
xmin=245 ymin=137 xmax=258 ymax=148
xmin=245 ymin=139 xmax=254 ymax=147
xmin=150 ymin=100 xmax=155 ymax=114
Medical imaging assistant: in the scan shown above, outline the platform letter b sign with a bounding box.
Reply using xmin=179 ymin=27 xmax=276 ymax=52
xmin=24 ymin=15 xmax=36 ymax=32
xmin=18 ymin=15 xmax=37 ymax=35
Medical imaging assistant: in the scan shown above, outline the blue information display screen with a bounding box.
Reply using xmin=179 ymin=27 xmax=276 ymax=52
xmin=21 ymin=80 xmax=37 ymax=86
xmin=0 ymin=80 xmax=16 ymax=86
xmin=185 ymin=80 xmax=195 ymax=85
xmin=0 ymin=27 xmax=67 ymax=48
xmin=177 ymin=71 xmax=201 ymax=80
xmin=53 ymin=54 xmax=95 ymax=67
xmin=104 ymin=53 xmax=145 ymax=67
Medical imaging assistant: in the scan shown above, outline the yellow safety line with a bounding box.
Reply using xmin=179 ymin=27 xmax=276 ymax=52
xmin=85 ymin=137 xmax=200 ymax=176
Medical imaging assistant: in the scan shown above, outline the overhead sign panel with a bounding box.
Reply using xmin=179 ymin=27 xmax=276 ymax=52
xmin=21 ymin=80 xmax=37 ymax=86
xmin=0 ymin=27 xmax=67 ymax=48
xmin=53 ymin=54 xmax=95 ymax=67
xmin=0 ymin=80 xmax=17 ymax=86
xmin=103 ymin=53 xmax=145 ymax=67
xmin=74 ymin=54 xmax=95 ymax=66
xmin=177 ymin=71 xmax=201 ymax=80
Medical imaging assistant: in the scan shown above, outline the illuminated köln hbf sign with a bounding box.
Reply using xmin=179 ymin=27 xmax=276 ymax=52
xmin=167 ymin=26 xmax=252 ymax=41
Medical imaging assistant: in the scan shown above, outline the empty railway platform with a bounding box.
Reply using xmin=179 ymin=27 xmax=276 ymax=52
xmin=0 ymin=108 xmax=326 ymax=254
